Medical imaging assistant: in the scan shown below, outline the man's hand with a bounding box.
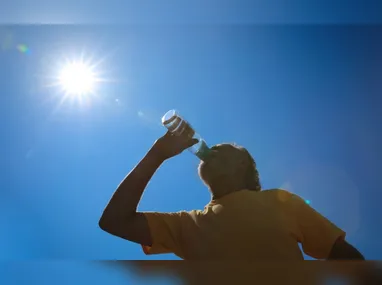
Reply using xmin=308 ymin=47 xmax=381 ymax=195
xmin=152 ymin=131 xmax=199 ymax=161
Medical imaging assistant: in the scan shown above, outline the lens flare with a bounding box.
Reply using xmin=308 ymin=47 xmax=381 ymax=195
xmin=17 ymin=44 xmax=29 ymax=54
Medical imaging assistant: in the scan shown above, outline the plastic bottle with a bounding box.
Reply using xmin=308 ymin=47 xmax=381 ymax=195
xmin=161 ymin=109 xmax=211 ymax=160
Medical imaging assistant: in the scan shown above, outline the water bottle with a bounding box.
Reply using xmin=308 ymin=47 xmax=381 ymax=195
xmin=161 ymin=109 xmax=211 ymax=160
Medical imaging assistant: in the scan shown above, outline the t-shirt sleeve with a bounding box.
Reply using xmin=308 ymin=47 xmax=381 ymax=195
xmin=141 ymin=211 xmax=186 ymax=258
xmin=288 ymin=194 xmax=346 ymax=259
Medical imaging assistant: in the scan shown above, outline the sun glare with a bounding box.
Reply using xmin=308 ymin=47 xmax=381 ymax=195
xmin=58 ymin=61 xmax=96 ymax=96
xmin=44 ymin=52 xmax=112 ymax=111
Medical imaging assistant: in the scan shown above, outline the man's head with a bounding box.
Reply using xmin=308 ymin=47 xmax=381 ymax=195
xmin=198 ymin=143 xmax=261 ymax=199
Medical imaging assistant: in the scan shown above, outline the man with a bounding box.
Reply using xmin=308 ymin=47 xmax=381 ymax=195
xmin=99 ymin=131 xmax=364 ymax=260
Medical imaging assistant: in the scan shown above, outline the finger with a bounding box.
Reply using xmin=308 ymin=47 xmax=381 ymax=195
xmin=188 ymin=138 xmax=199 ymax=147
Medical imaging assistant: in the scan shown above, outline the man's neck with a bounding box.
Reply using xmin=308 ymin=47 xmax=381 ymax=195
xmin=210 ymin=184 xmax=247 ymax=200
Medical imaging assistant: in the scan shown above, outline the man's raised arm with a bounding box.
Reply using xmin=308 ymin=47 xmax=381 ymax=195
xmin=98 ymin=131 xmax=198 ymax=246
xmin=99 ymin=144 xmax=165 ymax=246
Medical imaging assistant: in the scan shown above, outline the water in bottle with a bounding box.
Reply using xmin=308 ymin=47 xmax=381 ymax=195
xmin=161 ymin=109 xmax=211 ymax=161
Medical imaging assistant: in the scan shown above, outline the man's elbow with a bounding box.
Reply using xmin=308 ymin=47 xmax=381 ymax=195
xmin=98 ymin=211 xmax=135 ymax=236
xmin=98 ymin=209 xmax=121 ymax=234
xmin=98 ymin=214 xmax=113 ymax=233
xmin=328 ymin=239 xmax=365 ymax=260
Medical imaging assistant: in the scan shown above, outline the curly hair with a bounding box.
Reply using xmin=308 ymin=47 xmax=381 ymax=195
xmin=234 ymin=145 xmax=262 ymax=192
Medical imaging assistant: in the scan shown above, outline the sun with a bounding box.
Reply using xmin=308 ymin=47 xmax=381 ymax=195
xmin=58 ymin=61 xmax=97 ymax=96
xmin=42 ymin=52 xmax=113 ymax=110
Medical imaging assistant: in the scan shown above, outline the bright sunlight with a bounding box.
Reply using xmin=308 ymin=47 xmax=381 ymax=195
xmin=44 ymin=51 xmax=112 ymax=110
xmin=58 ymin=61 xmax=97 ymax=96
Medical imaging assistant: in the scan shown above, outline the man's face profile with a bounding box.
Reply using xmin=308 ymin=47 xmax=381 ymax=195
xmin=198 ymin=144 xmax=249 ymax=187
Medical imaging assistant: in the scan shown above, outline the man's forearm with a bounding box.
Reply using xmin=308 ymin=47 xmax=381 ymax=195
xmin=100 ymin=145 xmax=165 ymax=224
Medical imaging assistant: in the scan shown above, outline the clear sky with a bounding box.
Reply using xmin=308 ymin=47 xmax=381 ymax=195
xmin=1 ymin=3 xmax=382 ymax=284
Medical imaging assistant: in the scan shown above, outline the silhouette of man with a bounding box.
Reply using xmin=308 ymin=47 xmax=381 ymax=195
xmin=99 ymin=131 xmax=364 ymax=260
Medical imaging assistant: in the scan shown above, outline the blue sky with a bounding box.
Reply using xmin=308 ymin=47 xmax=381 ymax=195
xmin=1 ymin=0 xmax=382 ymax=24
xmin=1 ymin=4 xmax=382 ymax=284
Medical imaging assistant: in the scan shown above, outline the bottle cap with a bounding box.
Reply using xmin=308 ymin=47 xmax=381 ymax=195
xmin=162 ymin=109 xmax=178 ymax=125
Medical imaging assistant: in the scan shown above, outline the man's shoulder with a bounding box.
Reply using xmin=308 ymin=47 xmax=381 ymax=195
xmin=259 ymin=188 xmax=298 ymax=202
xmin=260 ymin=188 xmax=293 ymax=195
xmin=262 ymin=188 xmax=292 ymax=193
xmin=172 ymin=209 xmax=205 ymax=219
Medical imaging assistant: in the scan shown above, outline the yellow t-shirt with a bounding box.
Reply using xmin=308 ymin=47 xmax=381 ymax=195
xmin=142 ymin=189 xmax=345 ymax=260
